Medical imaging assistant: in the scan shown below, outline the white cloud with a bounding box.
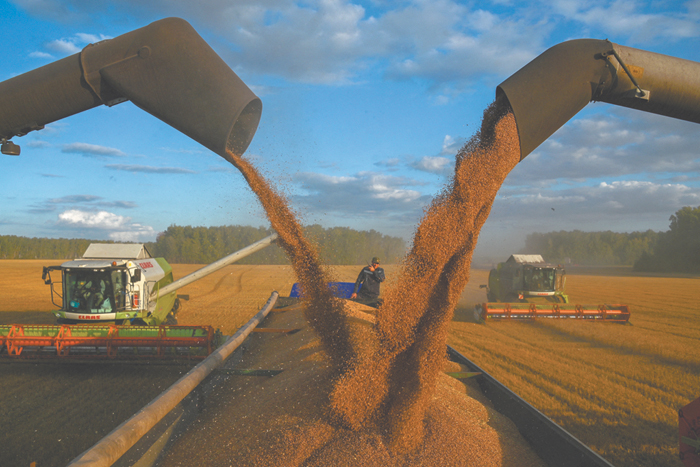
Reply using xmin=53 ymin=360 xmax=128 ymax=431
xmin=58 ymin=210 xmax=127 ymax=229
xmin=489 ymin=179 xmax=700 ymax=234
xmin=26 ymin=140 xmax=52 ymax=148
xmin=12 ymin=0 xmax=700 ymax=90
xmin=46 ymin=38 xmax=82 ymax=55
xmin=504 ymin=108 xmax=700 ymax=186
xmin=105 ymin=164 xmax=197 ymax=174
xmin=440 ymin=134 xmax=466 ymax=155
xmin=29 ymin=51 xmax=54 ymax=59
xmin=411 ymin=155 xmax=453 ymax=175
xmin=108 ymin=224 xmax=157 ymax=242
xmin=292 ymin=171 xmax=430 ymax=230
xmin=550 ymin=0 xmax=700 ymax=43
xmin=62 ymin=142 xmax=126 ymax=157
xmin=56 ymin=209 xmax=156 ymax=242
xmin=38 ymin=31 xmax=113 ymax=57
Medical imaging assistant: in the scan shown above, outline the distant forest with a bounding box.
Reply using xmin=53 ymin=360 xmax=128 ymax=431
xmin=0 ymin=224 xmax=407 ymax=265
xmin=524 ymin=205 xmax=700 ymax=273
xmin=3 ymin=205 xmax=698 ymax=272
xmin=633 ymin=205 xmax=700 ymax=273
xmin=524 ymin=230 xmax=659 ymax=266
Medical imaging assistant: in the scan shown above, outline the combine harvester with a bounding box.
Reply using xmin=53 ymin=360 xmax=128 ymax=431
xmin=0 ymin=234 xmax=278 ymax=360
xmin=475 ymin=255 xmax=630 ymax=322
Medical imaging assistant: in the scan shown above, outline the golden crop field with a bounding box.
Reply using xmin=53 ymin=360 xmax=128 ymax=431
xmin=0 ymin=259 xmax=698 ymax=467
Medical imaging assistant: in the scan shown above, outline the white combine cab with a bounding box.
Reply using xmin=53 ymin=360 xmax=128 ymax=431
xmin=43 ymin=243 xmax=179 ymax=325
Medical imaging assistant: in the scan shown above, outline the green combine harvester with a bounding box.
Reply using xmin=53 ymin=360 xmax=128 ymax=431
xmin=0 ymin=235 xmax=277 ymax=360
xmin=476 ymin=255 xmax=630 ymax=323
xmin=481 ymin=254 xmax=569 ymax=304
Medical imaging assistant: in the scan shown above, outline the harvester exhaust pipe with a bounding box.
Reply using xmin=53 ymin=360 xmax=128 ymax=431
xmin=498 ymin=39 xmax=700 ymax=160
xmin=0 ymin=17 xmax=261 ymax=158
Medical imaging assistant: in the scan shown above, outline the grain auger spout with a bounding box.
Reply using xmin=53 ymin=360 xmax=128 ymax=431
xmin=0 ymin=17 xmax=261 ymax=158
xmin=497 ymin=39 xmax=700 ymax=160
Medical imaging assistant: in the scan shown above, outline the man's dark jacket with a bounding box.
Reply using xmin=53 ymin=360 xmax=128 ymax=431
xmin=353 ymin=266 xmax=385 ymax=298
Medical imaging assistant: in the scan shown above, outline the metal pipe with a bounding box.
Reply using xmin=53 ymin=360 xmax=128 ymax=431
xmin=151 ymin=232 xmax=278 ymax=300
xmin=67 ymin=291 xmax=279 ymax=467
xmin=497 ymin=39 xmax=700 ymax=160
xmin=0 ymin=17 xmax=261 ymax=158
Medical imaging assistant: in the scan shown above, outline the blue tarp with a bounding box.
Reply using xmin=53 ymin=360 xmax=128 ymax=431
xmin=289 ymin=281 xmax=359 ymax=299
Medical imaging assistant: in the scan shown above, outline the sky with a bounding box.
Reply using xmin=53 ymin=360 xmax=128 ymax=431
xmin=1 ymin=0 xmax=699 ymax=260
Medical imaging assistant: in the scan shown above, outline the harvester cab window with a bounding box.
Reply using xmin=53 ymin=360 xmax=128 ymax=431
xmin=524 ymin=267 xmax=556 ymax=292
xmin=66 ymin=270 xmax=115 ymax=313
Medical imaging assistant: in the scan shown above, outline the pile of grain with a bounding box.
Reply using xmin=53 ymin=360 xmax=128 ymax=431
xmin=159 ymin=300 xmax=544 ymax=467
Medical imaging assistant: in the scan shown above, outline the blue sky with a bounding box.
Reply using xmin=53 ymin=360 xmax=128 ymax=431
xmin=1 ymin=0 xmax=699 ymax=259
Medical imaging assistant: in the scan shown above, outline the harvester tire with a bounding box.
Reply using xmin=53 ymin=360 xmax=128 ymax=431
xmin=164 ymin=314 xmax=178 ymax=325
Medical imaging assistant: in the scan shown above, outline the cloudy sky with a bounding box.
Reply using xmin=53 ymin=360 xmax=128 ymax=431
xmin=1 ymin=0 xmax=699 ymax=259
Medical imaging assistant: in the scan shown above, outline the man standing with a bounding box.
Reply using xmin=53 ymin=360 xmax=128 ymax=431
xmin=350 ymin=257 xmax=385 ymax=307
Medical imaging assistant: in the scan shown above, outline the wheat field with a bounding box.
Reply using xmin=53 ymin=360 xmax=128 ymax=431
xmin=0 ymin=260 xmax=697 ymax=467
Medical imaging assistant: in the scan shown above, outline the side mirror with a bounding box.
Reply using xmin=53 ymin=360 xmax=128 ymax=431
xmin=42 ymin=267 xmax=51 ymax=284
xmin=131 ymin=269 xmax=142 ymax=283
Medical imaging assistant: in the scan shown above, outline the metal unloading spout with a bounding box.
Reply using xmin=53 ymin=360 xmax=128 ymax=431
xmin=497 ymin=39 xmax=700 ymax=160
xmin=0 ymin=17 xmax=261 ymax=158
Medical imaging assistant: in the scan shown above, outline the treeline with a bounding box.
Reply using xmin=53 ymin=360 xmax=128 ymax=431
xmin=634 ymin=205 xmax=700 ymax=273
xmin=149 ymin=225 xmax=407 ymax=265
xmin=0 ymin=236 xmax=96 ymax=259
xmin=523 ymin=205 xmax=700 ymax=273
xmin=524 ymin=230 xmax=659 ymax=266
xmin=0 ymin=225 xmax=407 ymax=265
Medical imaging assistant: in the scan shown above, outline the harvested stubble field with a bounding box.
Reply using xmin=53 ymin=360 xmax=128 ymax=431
xmin=1 ymin=259 xmax=698 ymax=467
xmin=453 ymin=266 xmax=699 ymax=467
